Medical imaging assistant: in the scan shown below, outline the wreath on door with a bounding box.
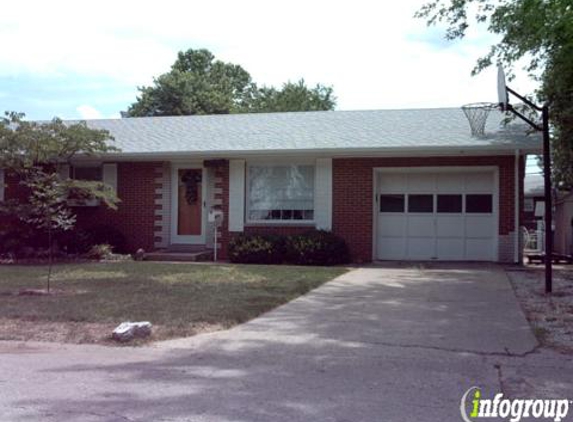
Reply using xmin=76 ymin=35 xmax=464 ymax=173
xmin=181 ymin=170 xmax=202 ymax=204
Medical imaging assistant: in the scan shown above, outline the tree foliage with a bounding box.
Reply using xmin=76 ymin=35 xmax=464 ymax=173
xmin=0 ymin=112 xmax=120 ymax=287
xmin=416 ymin=0 xmax=573 ymax=188
xmin=127 ymin=49 xmax=253 ymax=116
xmin=127 ymin=48 xmax=336 ymax=116
xmin=247 ymin=80 xmax=336 ymax=113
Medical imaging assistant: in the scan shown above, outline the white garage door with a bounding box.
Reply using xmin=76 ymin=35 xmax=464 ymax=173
xmin=376 ymin=171 xmax=496 ymax=261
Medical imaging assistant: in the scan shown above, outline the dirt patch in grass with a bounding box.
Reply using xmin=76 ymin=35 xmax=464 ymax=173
xmin=0 ymin=262 xmax=346 ymax=345
xmin=506 ymin=266 xmax=573 ymax=354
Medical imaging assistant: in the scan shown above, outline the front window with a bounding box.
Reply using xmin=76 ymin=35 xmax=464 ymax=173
xmin=247 ymin=164 xmax=314 ymax=222
xmin=72 ymin=165 xmax=102 ymax=181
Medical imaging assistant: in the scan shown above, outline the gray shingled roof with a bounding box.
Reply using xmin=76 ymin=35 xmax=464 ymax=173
xmin=79 ymin=108 xmax=541 ymax=156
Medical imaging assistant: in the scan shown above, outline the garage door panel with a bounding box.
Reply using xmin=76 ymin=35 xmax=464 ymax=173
xmin=436 ymin=216 xmax=464 ymax=237
xmin=436 ymin=173 xmax=464 ymax=192
xmin=407 ymin=238 xmax=435 ymax=260
xmin=465 ymin=172 xmax=493 ymax=192
xmin=436 ymin=238 xmax=465 ymax=260
xmin=377 ymin=215 xmax=406 ymax=237
xmin=377 ymin=238 xmax=406 ymax=260
xmin=379 ymin=174 xmax=407 ymax=192
xmin=407 ymin=173 xmax=435 ymax=192
xmin=376 ymin=170 xmax=496 ymax=262
xmin=465 ymin=239 xmax=494 ymax=261
xmin=465 ymin=216 xmax=494 ymax=238
xmin=407 ymin=216 xmax=435 ymax=237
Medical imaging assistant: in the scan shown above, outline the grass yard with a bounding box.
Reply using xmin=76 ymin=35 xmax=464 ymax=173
xmin=0 ymin=262 xmax=346 ymax=344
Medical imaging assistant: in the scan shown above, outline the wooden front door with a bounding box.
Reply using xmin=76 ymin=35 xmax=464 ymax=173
xmin=172 ymin=167 xmax=205 ymax=244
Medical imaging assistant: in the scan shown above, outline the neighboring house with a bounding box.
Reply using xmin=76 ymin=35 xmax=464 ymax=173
xmin=555 ymin=191 xmax=573 ymax=256
xmin=0 ymin=108 xmax=541 ymax=263
xmin=523 ymin=179 xmax=545 ymax=231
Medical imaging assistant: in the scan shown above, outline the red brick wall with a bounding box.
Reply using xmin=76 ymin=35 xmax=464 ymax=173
xmin=332 ymin=156 xmax=517 ymax=263
xmin=74 ymin=162 xmax=161 ymax=252
xmin=3 ymin=155 xmax=522 ymax=263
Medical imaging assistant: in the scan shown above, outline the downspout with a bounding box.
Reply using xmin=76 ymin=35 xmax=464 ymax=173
xmin=514 ymin=149 xmax=520 ymax=263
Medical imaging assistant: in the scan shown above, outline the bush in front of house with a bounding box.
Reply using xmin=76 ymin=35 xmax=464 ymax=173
xmin=228 ymin=230 xmax=350 ymax=266
xmin=285 ymin=230 xmax=350 ymax=266
xmin=57 ymin=228 xmax=95 ymax=255
xmin=228 ymin=234 xmax=285 ymax=264
xmin=85 ymin=244 xmax=114 ymax=260
xmin=85 ymin=225 xmax=127 ymax=253
xmin=0 ymin=225 xmax=37 ymax=257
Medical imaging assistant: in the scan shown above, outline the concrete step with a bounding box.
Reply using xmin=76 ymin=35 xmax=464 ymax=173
xmin=143 ymin=249 xmax=214 ymax=262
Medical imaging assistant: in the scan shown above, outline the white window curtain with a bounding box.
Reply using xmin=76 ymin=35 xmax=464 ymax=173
xmin=248 ymin=164 xmax=314 ymax=221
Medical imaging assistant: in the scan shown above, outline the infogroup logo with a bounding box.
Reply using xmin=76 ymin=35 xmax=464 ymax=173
xmin=460 ymin=387 xmax=571 ymax=422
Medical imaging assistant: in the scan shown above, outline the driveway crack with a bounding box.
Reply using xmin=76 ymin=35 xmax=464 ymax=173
xmin=357 ymin=338 xmax=541 ymax=358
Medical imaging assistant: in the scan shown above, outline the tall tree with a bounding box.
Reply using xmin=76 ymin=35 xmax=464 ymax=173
xmin=127 ymin=49 xmax=254 ymax=116
xmin=127 ymin=49 xmax=336 ymax=117
xmin=416 ymin=0 xmax=573 ymax=188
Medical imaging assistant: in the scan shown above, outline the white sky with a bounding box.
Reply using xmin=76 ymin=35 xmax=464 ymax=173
xmin=0 ymin=0 xmax=539 ymax=119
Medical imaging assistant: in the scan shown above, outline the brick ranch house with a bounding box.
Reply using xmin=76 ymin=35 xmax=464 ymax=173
xmin=0 ymin=108 xmax=542 ymax=263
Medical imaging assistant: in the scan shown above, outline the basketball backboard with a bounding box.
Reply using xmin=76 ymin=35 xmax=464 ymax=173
xmin=497 ymin=66 xmax=509 ymax=110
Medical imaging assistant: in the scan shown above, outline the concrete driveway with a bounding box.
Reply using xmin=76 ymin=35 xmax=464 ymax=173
xmin=1 ymin=264 xmax=571 ymax=422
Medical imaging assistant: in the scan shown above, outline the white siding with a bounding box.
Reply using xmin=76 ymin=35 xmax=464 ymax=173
xmin=314 ymin=158 xmax=332 ymax=230
xmin=229 ymin=159 xmax=245 ymax=232
xmin=102 ymin=163 xmax=118 ymax=193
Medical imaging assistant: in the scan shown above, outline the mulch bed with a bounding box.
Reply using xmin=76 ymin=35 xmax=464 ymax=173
xmin=506 ymin=266 xmax=573 ymax=354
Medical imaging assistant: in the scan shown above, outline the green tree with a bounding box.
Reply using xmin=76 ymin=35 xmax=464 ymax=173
xmin=416 ymin=0 xmax=573 ymax=188
xmin=246 ymin=79 xmax=336 ymax=113
xmin=0 ymin=112 xmax=120 ymax=290
xmin=127 ymin=49 xmax=336 ymax=116
xmin=127 ymin=49 xmax=254 ymax=116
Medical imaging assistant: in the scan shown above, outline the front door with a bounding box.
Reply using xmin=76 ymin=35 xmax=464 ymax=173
xmin=171 ymin=166 xmax=206 ymax=244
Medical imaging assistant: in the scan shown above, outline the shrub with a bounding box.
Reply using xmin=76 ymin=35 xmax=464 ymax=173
xmin=85 ymin=243 xmax=113 ymax=260
xmin=228 ymin=234 xmax=285 ymax=264
xmin=56 ymin=228 xmax=94 ymax=255
xmin=285 ymin=230 xmax=350 ymax=266
xmin=0 ymin=224 xmax=49 ymax=257
xmin=85 ymin=225 xmax=127 ymax=253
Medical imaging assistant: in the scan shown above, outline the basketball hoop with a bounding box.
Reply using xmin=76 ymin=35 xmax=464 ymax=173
xmin=461 ymin=102 xmax=496 ymax=137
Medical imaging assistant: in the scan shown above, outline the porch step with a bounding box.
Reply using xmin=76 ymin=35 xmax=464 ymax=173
xmin=143 ymin=249 xmax=214 ymax=262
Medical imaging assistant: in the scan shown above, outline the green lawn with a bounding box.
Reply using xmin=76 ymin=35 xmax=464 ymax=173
xmin=0 ymin=262 xmax=346 ymax=344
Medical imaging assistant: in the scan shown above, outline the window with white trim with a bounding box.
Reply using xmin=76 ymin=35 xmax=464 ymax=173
xmin=247 ymin=164 xmax=314 ymax=222
xmin=72 ymin=165 xmax=102 ymax=181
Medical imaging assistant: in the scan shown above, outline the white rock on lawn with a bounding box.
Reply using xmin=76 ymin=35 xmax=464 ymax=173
xmin=112 ymin=321 xmax=152 ymax=342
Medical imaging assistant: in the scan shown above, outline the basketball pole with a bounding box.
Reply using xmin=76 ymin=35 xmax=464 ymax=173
xmin=502 ymin=86 xmax=552 ymax=294
xmin=542 ymin=104 xmax=552 ymax=294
